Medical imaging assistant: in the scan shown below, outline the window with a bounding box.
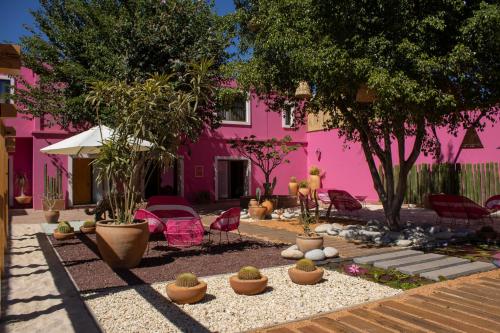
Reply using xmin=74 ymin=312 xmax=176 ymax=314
xmin=0 ymin=75 xmax=14 ymax=104
xmin=220 ymin=93 xmax=251 ymax=125
xmin=282 ymin=106 xmax=295 ymax=128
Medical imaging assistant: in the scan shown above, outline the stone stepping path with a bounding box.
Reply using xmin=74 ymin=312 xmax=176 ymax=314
xmin=354 ymin=249 xmax=496 ymax=281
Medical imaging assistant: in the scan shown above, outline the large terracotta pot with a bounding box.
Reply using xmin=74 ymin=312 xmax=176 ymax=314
xmin=308 ymin=175 xmax=321 ymax=191
xmin=261 ymin=199 xmax=274 ymax=214
xmin=166 ymin=281 xmax=207 ymax=304
xmin=296 ymin=234 xmax=324 ymax=252
xmin=229 ymin=275 xmax=268 ymax=295
xmin=248 ymin=206 xmax=267 ymax=220
xmin=288 ymin=182 xmax=298 ymax=195
xmin=298 ymin=188 xmax=310 ymax=197
xmin=288 ymin=267 xmax=324 ymax=285
xmin=44 ymin=210 xmax=60 ymax=224
xmin=96 ymin=220 xmax=149 ymax=269
xmin=15 ymin=195 xmax=32 ymax=205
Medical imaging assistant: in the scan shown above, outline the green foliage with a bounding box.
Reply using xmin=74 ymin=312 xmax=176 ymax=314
xmin=175 ymin=273 xmax=199 ymax=287
xmin=18 ymin=0 xmax=232 ymax=127
xmin=229 ymin=136 xmax=300 ymax=196
xmin=295 ymin=259 xmax=316 ymax=272
xmin=83 ymin=220 xmax=96 ymax=228
xmin=309 ymin=166 xmax=320 ymax=176
xmin=298 ymin=180 xmax=308 ymax=188
xmin=57 ymin=224 xmax=71 ymax=234
xmin=298 ymin=211 xmax=315 ymax=236
xmin=237 ymin=266 xmax=262 ymax=280
xmin=88 ymin=60 xmax=216 ymax=224
xmin=230 ymin=0 xmax=500 ymax=229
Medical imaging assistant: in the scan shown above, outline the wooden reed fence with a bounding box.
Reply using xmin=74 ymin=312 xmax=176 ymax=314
xmin=379 ymin=162 xmax=500 ymax=206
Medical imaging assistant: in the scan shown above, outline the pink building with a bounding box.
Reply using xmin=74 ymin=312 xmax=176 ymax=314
xmin=3 ymin=67 xmax=499 ymax=210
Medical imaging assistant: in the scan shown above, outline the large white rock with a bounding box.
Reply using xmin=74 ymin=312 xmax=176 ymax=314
xmin=286 ymin=244 xmax=299 ymax=251
xmin=359 ymin=230 xmax=382 ymax=238
xmin=315 ymin=224 xmax=333 ymax=233
xmin=326 ymin=229 xmax=339 ymax=236
xmin=271 ymin=213 xmax=280 ymax=219
xmin=305 ymin=249 xmax=326 ymax=261
xmin=331 ymin=223 xmax=344 ymax=230
xmin=323 ymin=247 xmax=339 ymax=258
xmin=339 ymin=230 xmax=356 ymax=238
xmin=396 ymin=239 xmax=413 ymax=247
xmin=281 ymin=249 xmax=304 ymax=259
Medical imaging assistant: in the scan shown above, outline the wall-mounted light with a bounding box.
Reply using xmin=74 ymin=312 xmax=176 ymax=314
xmin=315 ymin=148 xmax=321 ymax=161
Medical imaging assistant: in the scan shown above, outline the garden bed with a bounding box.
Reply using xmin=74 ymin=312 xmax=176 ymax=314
xmin=49 ymin=232 xmax=291 ymax=292
xmin=82 ymin=265 xmax=401 ymax=333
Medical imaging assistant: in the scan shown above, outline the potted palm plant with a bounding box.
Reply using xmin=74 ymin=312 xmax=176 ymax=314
xmin=14 ymin=173 xmax=32 ymax=205
xmin=87 ymin=60 xmax=215 ymax=269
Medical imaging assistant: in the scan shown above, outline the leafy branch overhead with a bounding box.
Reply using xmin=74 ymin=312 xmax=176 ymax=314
xmin=230 ymin=135 xmax=300 ymax=195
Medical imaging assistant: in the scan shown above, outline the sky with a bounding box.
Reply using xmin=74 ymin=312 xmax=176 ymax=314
xmin=0 ymin=0 xmax=236 ymax=44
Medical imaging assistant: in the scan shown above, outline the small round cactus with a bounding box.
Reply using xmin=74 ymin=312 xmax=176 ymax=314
xmin=59 ymin=221 xmax=70 ymax=227
xmin=57 ymin=224 xmax=72 ymax=234
xmin=295 ymin=259 xmax=316 ymax=272
xmin=83 ymin=220 xmax=96 ymax=228
xmin=175 ymin=273 xmax=199 ymax=287
xmin=237 ymin=266 xmax=262 ymax=280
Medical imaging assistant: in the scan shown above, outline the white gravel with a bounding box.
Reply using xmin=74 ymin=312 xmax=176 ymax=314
xmin=83 ymin=266 xmax=401 ymax=333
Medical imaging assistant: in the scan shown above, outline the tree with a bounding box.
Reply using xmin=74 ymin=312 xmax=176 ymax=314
xmin=229 ymin=135 xmax=300 ymax=196
xmin=87 ymin=60 xmax=214 ymax=223
xmin=17 ymin=0 xmax=232 ymax=127
xmin=230 ymin=0 xmax=500 ymax=229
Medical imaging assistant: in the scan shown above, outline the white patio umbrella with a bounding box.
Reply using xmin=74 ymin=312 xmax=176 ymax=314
xmin=40 ymin=125 xmax=151 ymax=156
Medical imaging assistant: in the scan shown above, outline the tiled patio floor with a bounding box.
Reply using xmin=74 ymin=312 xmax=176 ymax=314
xmin=256 ymin=269 xmax=500 ymax=333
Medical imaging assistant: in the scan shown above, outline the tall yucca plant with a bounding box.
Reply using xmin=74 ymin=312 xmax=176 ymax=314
xmin=86 ymin=59 xmax=215 ymax=224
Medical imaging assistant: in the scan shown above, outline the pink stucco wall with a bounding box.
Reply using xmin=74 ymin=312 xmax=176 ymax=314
xmin=307 ymin=120 xmax=500 ymax=203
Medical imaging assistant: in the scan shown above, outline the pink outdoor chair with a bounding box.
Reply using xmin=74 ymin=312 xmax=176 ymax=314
xmin=208 ymin=207 xmax=242 ymax=243
xmin=485 ymin=195 xmax=500 ymax=212
xmin=326 ymin=189 xmax=362 ymax=218
xmin=428 ymin=194 xmax=494 ymax=226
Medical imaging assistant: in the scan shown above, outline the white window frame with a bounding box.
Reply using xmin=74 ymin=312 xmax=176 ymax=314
xmin=282 ymin=106 xmax=295 ymax=128
xmin=220 ymin=93 xmax=251 ymax=126
xmin=0 ymin=74 xmax=15 ymax=104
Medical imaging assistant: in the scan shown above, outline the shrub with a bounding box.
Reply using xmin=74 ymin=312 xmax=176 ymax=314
xmin=290 ymin=176 xmax=297 ymax=182
xmin=295 ymin=259 xmax=316 ymax=272
xmin=83 ymin=220 xmax=96 ymax=228
xmin=237 ymin=266 xmax=262 ymax=280
xmin=309 ymin=166 xmax=320 ymax=176
xmin=175 ymin=273 xmax=199 ymax=287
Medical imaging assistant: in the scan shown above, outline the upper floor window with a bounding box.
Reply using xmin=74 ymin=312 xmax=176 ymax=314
xmin=282 ymin=106 xmax=295 ymax=128
xmin=0 ymin=75 xmax=14 ymax=104
xmin=219 ymin=92 xmax=251 ymax=125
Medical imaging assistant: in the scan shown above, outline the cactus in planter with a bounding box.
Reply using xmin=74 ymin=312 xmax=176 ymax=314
xmin=57 ymin=224 xmax=71 ymax=234
xmin=298 ymin=180 xmax=308 ymax=188
xmin=175 ymin=273 xmax=199 ymax=287
xmin=309 ymin=166 xmax=320 ymax=175
xmin=295 ymin=259 xmax=316 ymax=272
xmin=237 ymin=266 xmax=262 ymax=280
xmin=83 ymin=220 xmax=96 ymax=228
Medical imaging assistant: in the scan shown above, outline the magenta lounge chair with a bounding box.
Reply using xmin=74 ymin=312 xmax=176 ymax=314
xmin=485 ymin=195 xmax=500 ymax=212
xmin=208 ymin=207 xmax=242 ymax=243
xmin=326 ymin=189 xmax=362 ymax=218
xmin=428 ymin=194 xmax=494 ymax=226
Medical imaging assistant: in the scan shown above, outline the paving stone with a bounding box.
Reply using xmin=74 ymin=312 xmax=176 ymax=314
xmin=397 ymin=257 xmax=469 ymax=275
xmin=374 ymin=253 xmax=444 ymax=270
xmin=421 ymin=261 xmax=497 ymax=281
xmin=353 ymin=250 xmax=423 ymax=265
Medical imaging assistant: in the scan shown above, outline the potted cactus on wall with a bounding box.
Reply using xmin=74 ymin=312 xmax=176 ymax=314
xmin=229 ymin=266 xmax=268 ymax=295
xmin=166 ymin=273 xmax=207 ymax=304
xmin=14 ymin=173 xmax=32 ymax=205
xmin=288 ymin=259 xmax=324 ymax=285
xmin=248 ymin=188 xmax=267 ymax=220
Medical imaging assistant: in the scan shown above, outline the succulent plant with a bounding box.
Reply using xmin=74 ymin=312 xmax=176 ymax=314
xmin=59 ymin=221 xmax=70 ymax=227
xmin=295 ymin=259 xmax=316 ymax=272
xmin=237 ymin=266 xmax=262 ymax=280
xmin=298 ymin=180 xmax=308 ymax=188
xmin=309 ymin=166 xmax=321 ymax=176
xmin=57 ymin=224 xmax=72 ymax=234
xmin=83 ymin=220 xmax=96 ymax=228
xmin=175 ymin=273 xmax=199 ymax=287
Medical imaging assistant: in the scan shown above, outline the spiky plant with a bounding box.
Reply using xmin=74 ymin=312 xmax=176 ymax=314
xmin=295 ymin=259 xmax=316 ymax=272
xmin=237 ymin=266 xmax=262 ymax=280
xmin=309 ymin=166 xmax=320 ymax=176
xmin=83 ymin=220 xmax=96 ymax=228
xmin=298 ymin=180 xmax=308 ymax=188
xmin=57 ymin=224 xmax=71 ymax=234
xmin=175 ymin=273 xmax=199 ymax=287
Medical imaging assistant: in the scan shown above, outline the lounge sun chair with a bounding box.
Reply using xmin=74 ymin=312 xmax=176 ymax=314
xmin=485 ymin=195 xmax=500 ymax=212
xmin=326 ymin=189 xmax=362 ymax=218
xmin=428 ymin=194 xmax=495 ymax=226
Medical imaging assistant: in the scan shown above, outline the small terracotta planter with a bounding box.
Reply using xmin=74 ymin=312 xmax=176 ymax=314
xmin=298 ymin=188 xmax=310 ymax=197
xmin=296 ymin=234 xmax=324 ymax=252
xmin=308 ymin=175 xmax=320 ymax=191
xmin=166 ymin=281 xmax=207 ymax=304
xmin=248 ymin=206 xmax=267 ymax=220
xmin=229 ymin=275 xmax=268 ymax=295
xmin=44 ymin=210 xmax=60 ymax=224
xmin=288 ymin=267 xmax=324 ymax=285
xmin=261 ymin=199 xmax=274 ymax=214
xmin=80 ymin=226 xmax=96 ymax=234
xmin=288 ymin=182 xmax=298 ymax=195
xmin=53 ymin=230 xmax=75 ymax=240
xmin=15 ymin=195 xmax=32 ymax=205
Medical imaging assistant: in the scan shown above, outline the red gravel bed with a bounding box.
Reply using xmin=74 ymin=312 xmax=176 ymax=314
xmin=49 ymin=231 xmax=291 ymax=292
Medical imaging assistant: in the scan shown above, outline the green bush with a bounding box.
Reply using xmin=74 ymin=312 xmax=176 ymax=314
xmin=237 ymin=266 xmax=262 ymax=280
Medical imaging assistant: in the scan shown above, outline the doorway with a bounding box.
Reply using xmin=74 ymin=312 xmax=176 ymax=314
xmin=144 ymin=158 xmax=184 ymax=199
xmin=216 ymin=158 xmax=249 ymax=200
xmin=73 ymin=158 xmax=93 ymax=205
